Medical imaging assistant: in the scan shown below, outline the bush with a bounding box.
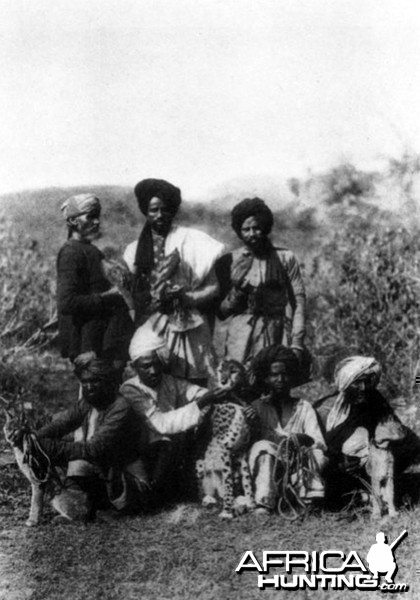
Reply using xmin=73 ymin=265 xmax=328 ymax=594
xmin=307 ymin=218 xmax=420 ymax=397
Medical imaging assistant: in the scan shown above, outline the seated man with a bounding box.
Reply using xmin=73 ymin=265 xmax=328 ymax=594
xmin=35 ymin=357 xmax=148 ymax=521
xmin=325 ymin=355 xmax=407 ymax=506
xmin=119 ymin=322 xmax=228 ymax=501
xmin=249 ymin=345 xmax=327 ymax=517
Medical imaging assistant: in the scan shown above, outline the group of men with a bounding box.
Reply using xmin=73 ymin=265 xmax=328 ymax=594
xmin=29 ymin=181 xmax=413 ymax=521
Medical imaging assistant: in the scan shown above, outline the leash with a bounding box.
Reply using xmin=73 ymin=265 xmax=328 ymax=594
xmin=22 ymin=432 xmax=63 ymax=488
xmin=272 ymin=434 xmax=317 ymax=521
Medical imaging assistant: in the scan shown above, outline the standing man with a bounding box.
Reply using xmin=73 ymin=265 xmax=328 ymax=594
xmin=216 ymin=198 xmax=306 ymax=371
xmin=57 ymin=193 xmax=133 ymax=376
xmin=123 ymin=179 xmax=224 ymax=385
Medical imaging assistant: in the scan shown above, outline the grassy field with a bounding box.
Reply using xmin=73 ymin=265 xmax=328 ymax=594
xmin=2 ymin=162 xmax=420 ymax=599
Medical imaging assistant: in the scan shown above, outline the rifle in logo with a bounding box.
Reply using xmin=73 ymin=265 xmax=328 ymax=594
xmin=366 ymin=530 xmax=407 ymax=584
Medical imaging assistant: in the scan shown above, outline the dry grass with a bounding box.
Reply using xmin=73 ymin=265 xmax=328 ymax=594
xmin=1 ymin=489 xmax=420 ymax=600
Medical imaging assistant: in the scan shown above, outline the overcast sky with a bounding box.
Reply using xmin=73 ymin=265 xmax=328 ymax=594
xmin=1 ymin=0 xmax=420 ymax=200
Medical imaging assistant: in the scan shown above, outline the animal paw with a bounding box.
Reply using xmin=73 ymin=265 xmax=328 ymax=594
xmin=233 ymin=495 xmax=255 ymax=515
xmin=254 ymin=506 xmax=271 ymax=517
xmin=25 ymin=518 xmax=39 ymax=527
xmin=202 ymin=495 xmax=217 ymax=508
xmin=219 ymin=510 xmax=234 ymax=520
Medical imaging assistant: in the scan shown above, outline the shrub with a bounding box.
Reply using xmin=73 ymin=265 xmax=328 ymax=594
xmin=307 ymin=218 xmax=420 ymax=398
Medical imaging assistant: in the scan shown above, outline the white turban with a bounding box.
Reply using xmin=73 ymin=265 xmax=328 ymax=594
xmin=334 ymin=356 xmax=381 ymax=392
xmin=326 ymin=356 xmax=381 ymax=431
xmin=129 ymin=321 xmax=167 ymax=362
xmin=61 ymin=193 xmax=101 ymax=219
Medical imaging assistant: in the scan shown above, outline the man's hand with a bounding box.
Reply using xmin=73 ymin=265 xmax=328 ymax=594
xmin=243 ymin=405 xmax=259 ymax=427
xmin=100 ymin=286 xmax=123 ymax=299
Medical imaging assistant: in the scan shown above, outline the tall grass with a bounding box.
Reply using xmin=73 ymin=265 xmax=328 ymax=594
xmin=306 ymin=208 xmax=420 ymax=398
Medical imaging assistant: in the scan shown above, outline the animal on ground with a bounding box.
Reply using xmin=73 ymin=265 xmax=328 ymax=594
xmin=196 ymin=359 xmax=256 ymax=519
xmin=367 ymin=416 xmax=406 ymax=518
xmin=3 ymin=407 xmax=81 ymax=526
xmin=3 ymin=407 xmax=51 ymax=526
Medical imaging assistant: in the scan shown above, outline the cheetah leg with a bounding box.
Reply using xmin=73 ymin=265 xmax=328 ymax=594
xmin=27 ymin=483 xmax=44 ymax=527
xmin=220 ymin=450 xmax=234 ymax=519
xmin=382 ymin=452 xmax=397 ymax=517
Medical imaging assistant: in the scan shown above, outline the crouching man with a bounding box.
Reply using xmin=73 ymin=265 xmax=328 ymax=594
xmin=36 ymin=357 xmax=148 ymax=522
xmin=119 ymin=322 xmax=228 ymax=502
xmin=324 ymin=356 xmax=408 ymax=513
xmin=249 ymin=345 xmax=328 ymax=517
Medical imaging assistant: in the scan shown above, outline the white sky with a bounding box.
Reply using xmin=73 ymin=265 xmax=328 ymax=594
xmin=1 ymin=0 xmax=420 ymax=200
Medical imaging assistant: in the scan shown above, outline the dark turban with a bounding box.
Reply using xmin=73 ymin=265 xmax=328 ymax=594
xmin=231 ymin=197 xmax=274 ymax=237
xmin=251 ymin=345 xmax=300 ymax=389
xmin=73 ymin=356 xmax=118 ymax=383
xmin=134 ymin=178 xmax=182 ymax=216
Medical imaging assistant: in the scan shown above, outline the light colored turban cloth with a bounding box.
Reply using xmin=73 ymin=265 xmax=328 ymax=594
xmin=326 ymin=356 xmax=381 ymax=431
xmin=129 ymin=321 xmax=167 ymax=362
xmin=61 ymin=193 xmax=101 ymax=219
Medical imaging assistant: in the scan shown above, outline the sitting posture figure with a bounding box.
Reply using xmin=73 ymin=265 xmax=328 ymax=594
xmin=3 ymin=407 xmax=58 ymax=526
xmin=11 ymin=357 xmax=149 ymax=524
xmin=325 ymin=356 xmax=406 ymax=517
xmin=249 ymin=345 xmax=327 ymax=517
xmin=196 ymin=359 xmax=256 ymax=519
xmin=119 ymin=322 xmax=229 ymax=503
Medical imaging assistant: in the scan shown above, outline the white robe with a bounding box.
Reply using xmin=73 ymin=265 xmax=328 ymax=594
xmin=124 ymin=226 xmax=224 ymax=380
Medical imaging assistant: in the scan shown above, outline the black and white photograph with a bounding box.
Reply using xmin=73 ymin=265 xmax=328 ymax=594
xmin=1 ymin=1 xmax=420 ymax=598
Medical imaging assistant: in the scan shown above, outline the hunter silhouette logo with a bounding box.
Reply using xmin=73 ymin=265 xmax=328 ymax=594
xmin=235 ymin=529 xmax=410 ymax=592
xmin=366 ymin=530 xmax=407 ymax=585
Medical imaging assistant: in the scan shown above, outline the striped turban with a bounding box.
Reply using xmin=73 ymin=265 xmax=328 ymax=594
xmin=61 ymin=194 xmax=101 ymax=219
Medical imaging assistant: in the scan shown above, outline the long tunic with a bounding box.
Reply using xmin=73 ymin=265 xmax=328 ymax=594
xmin=57 ymin=239 xmax=133 ymax=361
xmin=124 ymin=225 xmax=224 ymax=380
xmin=217 ymin=246 xmax=306 ymax=365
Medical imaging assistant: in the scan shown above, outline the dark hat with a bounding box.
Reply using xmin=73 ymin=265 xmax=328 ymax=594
xmin=231 ymin=197 xmax=273 ymax=237
xmin=134 ymin=179 xmax=182 ymax=216
xmin=251 ymin=345 xmax=300 ymax=388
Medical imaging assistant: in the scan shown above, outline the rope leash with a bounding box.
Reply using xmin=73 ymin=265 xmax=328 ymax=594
xmin=22 ymin=432 xmax=62 ymax=488
xmin=272 ymin=435 xmax=317 ymax=521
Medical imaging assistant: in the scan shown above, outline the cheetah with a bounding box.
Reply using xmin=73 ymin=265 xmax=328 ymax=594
xmin=196 ymin=360 xmax=256 ymax=519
